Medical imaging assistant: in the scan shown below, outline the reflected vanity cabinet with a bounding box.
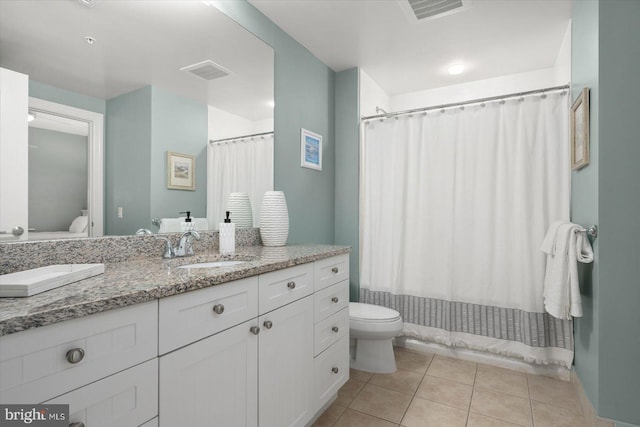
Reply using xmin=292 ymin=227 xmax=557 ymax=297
xmin=0 ymin=254 xmax=349 ymax=427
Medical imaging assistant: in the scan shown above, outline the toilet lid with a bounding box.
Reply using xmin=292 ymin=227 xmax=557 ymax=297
xmin=350 ymin=302 xmax=401 ymax=322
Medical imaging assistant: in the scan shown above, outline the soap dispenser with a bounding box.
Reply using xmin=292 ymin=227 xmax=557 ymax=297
xmin=180 ymin=211 xmax=195 ymax=232
xmin=219 ymin=211 xmax=235 ymax=255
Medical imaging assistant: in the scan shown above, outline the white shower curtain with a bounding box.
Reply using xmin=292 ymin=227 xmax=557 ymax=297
xmin=206 ymin=134 xmax=274 ymax=228
xmin=360 ymin=92 xmax=573 ymax=366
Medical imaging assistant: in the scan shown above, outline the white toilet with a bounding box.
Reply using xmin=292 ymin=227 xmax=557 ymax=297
xmin=349 ymin=302 xmax=404 ymax=373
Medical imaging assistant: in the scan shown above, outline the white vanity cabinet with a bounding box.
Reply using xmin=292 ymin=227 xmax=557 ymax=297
xmin=312 ymin=254 xmax=350 ymax=413
xmin=0 ymin=252 xmax=350 ymax=427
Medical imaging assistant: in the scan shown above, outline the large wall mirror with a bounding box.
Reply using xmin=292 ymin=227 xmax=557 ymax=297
xmin=0 ymin=0 xmax=274 ymax=241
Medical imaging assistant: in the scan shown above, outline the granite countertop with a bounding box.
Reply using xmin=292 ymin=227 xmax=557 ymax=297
xmin=0 ymin=244 xmax=350 ymax=336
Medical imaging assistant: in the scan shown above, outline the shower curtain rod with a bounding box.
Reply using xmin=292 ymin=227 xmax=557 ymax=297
xmin=361 ymin=84 xmax=570 ymax=121
xmin=209 ymin=131 xmax=274 ymax=144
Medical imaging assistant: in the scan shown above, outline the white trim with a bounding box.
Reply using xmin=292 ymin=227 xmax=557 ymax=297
xmin=28 ymin=98 xmax=104 ymax=237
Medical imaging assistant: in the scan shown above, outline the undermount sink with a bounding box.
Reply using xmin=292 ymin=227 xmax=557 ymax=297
xmin=177 ymin=261 xmax=247 ymax=269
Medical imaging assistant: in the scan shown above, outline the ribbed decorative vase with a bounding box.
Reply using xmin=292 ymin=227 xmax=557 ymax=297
xmin=226 ymin=192 xmax=253 ymax=228
xmin=259 ymin=191 xmax=289 ymax=247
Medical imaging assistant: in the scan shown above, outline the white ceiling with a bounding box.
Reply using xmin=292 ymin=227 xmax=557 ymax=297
xmin=249 ymin=0 xmax=572 ymax=96
xmin=0 ymin=1 xmax=274 ymax=121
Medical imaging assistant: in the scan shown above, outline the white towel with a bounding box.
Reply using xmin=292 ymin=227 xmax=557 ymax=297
xmin=541 ymin=221 xmax=594 ymax=320
xmin=158 ymin=217 xmax=210 ymax=233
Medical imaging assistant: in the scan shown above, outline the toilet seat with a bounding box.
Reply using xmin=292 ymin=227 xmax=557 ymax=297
xmin=350 ymin=302 xmax=401 ymax=323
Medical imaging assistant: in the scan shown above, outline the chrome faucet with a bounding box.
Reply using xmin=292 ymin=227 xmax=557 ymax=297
xmin=154 ymin=235 xmax=175 ymax=259
xmin=175 ymin=230 xmax=201 ymax=257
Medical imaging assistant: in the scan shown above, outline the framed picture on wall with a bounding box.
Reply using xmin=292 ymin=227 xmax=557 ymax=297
xmin=167 ymin=151 xmax=195 ymax=191
xmin=300 ymin=128 xmax=322 ymax=171
xmin=571 ymin=88 xmax=590 ymax=171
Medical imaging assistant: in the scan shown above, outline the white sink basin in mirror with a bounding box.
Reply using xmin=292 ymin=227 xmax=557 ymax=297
xmin=177 ymin=261 xmax=247 ymax=269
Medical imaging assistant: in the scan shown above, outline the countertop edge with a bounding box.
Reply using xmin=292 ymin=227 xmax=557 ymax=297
xmin=0 ymin=245 xmax=350 ymax=337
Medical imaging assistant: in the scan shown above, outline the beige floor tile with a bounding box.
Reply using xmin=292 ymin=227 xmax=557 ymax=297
xmin=333 ymin=408 xmax=399 ymax=427
xmin=415 ymin=375 xmax=473 ymax=410
xmin=467 ymin=412 xmax=523 ymax=427
xmin=350 ymin=368 xmax=374 ymax=383
xmin=393 ymin=347 xmax=434 ymax=373
xmin=527 ymin=374 xmax=581 ymax=414
xmin=335 ymin=378 xmax=366 ymax=407
xmin=370 ymin=368 xmax=424 ymax=395
xmin=475 ymin=364 xmax=529 ymax=398
xmin=426 ymin=356 xmax=477 ymax=385
xmin=312 ymin=402 xmax=347 ymax=427
xmin=349 ymin=383 xmax=412 ymax=424
xmin=400 ymin=396 xmax=468 ymax=427
xmin=532 ymin=401 xmax=587 ymax=427
xmin=470 ymin=388 xmax=532 ymax=426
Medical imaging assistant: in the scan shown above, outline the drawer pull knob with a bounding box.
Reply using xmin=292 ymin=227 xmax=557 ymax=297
xmin=250 ymin=326 xmax=260 ymax=335
xmin=212 ymin=304 xmax=225 ymax=315
xmin=66 ymin=348 xmax=85 ymax=364
xmin=331 ymin=367 xmax=339 ymax=374
xmin=331 ymin=296 xmax=339 ymax=303
xmin=287 ymin=281 xmax=296 ymax=289
xmin=331 ymin=267 xmax=339 ymax=274
xmin=263 ymin=320 xmax=273 ymax=329
xmin=69 ymin=423 xmax=85 ymax=427
xmin=332 ymin=326 xmax=339 ymax=333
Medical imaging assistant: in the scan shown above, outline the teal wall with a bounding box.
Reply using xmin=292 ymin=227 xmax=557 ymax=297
xmin=214 ymin=0 xmax=336 ymax=245
xmin=573 ymin=1 xmax=640 ymax=425
xmin=29 ymin=80 xmax=106 ymax=114
xmin=105 ymin=87 xmax=152 ymax=235
xmin=571 ymin=0 xmax=600 ymax=411
xmin=150 ymin=87 xmax=207 ymax=223
xmin=334 ymin=68 xmax=360 ymax=301
xmin=105 ymin=86 xmax=208 ymax=235
xmin=598 ymin=1 xmax=640 ymax=424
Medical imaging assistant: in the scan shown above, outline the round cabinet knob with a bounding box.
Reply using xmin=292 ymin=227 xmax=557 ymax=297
xmin=263 ymin=320 xmax=273 ymax=329
xmin=332 ymin=326 xmax=339 ymax=333
xmin=331 ymin=367 xmax=339 ymax=374
xmin=212 ymin=304 xmax=225 ymax=315
xmin=331 ymin=297 xmax=339 ymax=303
xmin=250 ymin=326 xmax=260 ymax=335
xmin=331 ymin=267 xmax=339 ymax=274
xmin=66 ymin=348 xmax=85 ymax=364
xmin=69 ymin=422 xmax=85 ymax=427
xmin=287 ymin=281 xmax=296 ymax=289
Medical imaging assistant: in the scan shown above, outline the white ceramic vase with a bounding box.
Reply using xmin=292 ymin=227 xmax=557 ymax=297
xmin=259 ymin=191 xmax=289 ymax=247
xmin=226 ymin=192 xmax=253 ymax=228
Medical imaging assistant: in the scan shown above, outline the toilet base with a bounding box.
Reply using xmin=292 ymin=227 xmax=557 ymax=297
xmin=350 ymin=337 xmax=397 ymax=373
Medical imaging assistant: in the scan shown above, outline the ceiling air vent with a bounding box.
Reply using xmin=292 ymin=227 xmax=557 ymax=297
xmin=398 ymin=0 xmax=472 ymax=22
xmin=180 ymin=60 xmax=231 ymax=81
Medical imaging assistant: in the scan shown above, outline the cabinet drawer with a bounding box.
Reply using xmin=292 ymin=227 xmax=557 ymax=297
xmin=258 ymin=263 xmax=313 ymax=315
xmin=313 ymin=336 xmax=349 ymax=411
xmin=45 ymin=359 xmax=158 ymax=427
xmin=159 ymin=276 xmax=258 ymax=354
xmin=314 ymin=254 xmax=349 ymax=291
xmin=0 ymin=301 xmax=157 ymax=404
xmin=314 ymin=307 xmax=349 ymax=356
xmin=314 ymin=280 xmax=349 ymax=322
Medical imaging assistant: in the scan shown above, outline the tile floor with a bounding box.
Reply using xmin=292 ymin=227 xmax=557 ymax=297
xmin=312 ymin=347 xmax=586 ymax=427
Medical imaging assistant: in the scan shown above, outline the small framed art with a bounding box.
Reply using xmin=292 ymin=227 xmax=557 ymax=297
xmin=167 ymin=151 xmax=195 ymax=191
xmin=300 ymin=128 xmax=322 ymax=171
xmin=571 ymin=88 xmax=590 ymax=171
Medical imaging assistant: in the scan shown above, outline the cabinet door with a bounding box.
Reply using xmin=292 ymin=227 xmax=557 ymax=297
xmin=258 ymin=296 xmax=313 ymax=427
xmin=159 ymin=319 xmax=258 ymax=427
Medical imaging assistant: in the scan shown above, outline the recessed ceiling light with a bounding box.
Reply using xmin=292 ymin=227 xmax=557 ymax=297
xmin=85 ymin=36 xmax=96 ymax=45
xmin=448 ymin=63 xmax=465 ymax=75
xmin=27 ymin=112 xmax=36 ymax=122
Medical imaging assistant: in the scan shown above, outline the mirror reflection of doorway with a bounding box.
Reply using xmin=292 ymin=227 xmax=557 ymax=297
xmin=28 ymin=112 xmax=90 ymax=239
xmin=27 ymin=97 xmax=104 ymax=240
